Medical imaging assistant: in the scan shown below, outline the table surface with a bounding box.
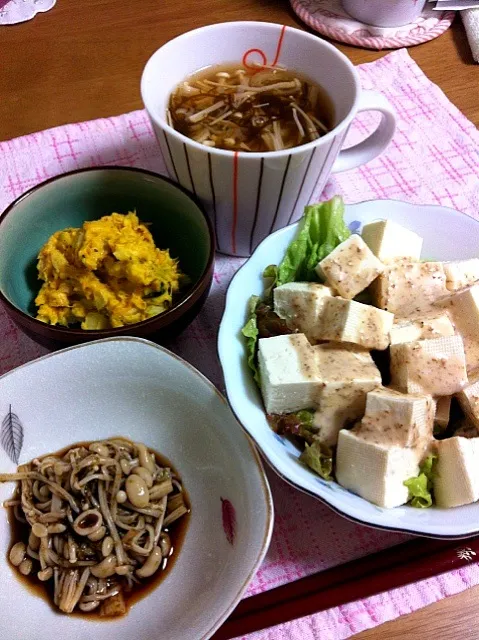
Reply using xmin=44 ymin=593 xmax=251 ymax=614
xmin=1 ymin=0 xmax=479 ymax=638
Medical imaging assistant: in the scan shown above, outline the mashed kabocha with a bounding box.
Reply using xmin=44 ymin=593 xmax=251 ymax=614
xmin=35 ymin=212 xmax=184 ymax=330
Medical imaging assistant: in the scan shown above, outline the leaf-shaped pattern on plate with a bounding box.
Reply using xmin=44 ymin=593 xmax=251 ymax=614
xmin=1 ymin=405 xmax=24 ymax=464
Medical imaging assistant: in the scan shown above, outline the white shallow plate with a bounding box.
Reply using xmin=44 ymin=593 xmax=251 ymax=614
xmin=218 ymin=199 xmax=479 ymax=539
xmin=0 ymin=337 xmax=273 ymax=640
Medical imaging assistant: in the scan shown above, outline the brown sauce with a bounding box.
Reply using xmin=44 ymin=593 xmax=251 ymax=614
xmin=5 ymin=439 xmax=191 ymax=620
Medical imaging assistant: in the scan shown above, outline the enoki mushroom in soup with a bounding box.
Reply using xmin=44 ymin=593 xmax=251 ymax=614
xmin=0 ymin=438 xmax=189 ymax=617
xmin=168 ymin=63 xmax=335 ymax=152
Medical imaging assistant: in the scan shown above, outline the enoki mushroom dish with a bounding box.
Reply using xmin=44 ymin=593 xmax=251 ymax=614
xmin=168 ymin=63 xmax=334 ymax=152
xmin=0 ymin=438 xmax=189 ymax=617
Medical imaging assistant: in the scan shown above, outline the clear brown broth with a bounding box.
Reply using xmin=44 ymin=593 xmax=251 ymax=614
xmin=5 ymin=440 xmax=190 ymax=620
xmin=168 ymin=63 xmax=335 ymax=152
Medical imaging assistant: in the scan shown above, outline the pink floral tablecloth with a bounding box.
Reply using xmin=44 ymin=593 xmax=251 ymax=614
xmin=1 ymin=49 xmax=479 ymax=639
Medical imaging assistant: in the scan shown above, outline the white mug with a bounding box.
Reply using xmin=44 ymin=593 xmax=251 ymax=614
xmin=342 ymin=0 xmax=427 ymax=27
xmin=141 ymin=21 xmax=396 ymax=257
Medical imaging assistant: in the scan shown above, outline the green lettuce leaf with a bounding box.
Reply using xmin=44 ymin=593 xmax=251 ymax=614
xmin=262 ymin=265 xmax=278 ymax=303
xmin=277 ymin=196 xmax=350 ymax=286
xmin=300 ymin=439 xmax=333 ymax=480
xmin=241 ymin=295 xmax=261 ymax=385
xmin=404 ymin=474 xmax=432 ymax=508
xmin=255 ymin=302 xmax=293 ymax=339
xmin=404 ymin=453 xmax=438 ymax=509
xmin=421 ymin=453 xmax=437 ymax=480
xmin=268 ymin=409 xmax=318 ymax=443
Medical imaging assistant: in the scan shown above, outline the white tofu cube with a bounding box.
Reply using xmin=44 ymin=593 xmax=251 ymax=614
xmin=390 ymin=335 xmax=468 ymax=396
xmin=317 ymin=297 xmax=394 ymax=350
xmin=273 ymin=282 xmax=333 ymax=342
xmin=434 ymin=436 xmax=479 ymax=508
xmin=258 ymin=334 xmax=321 ymax=414
xmin=389 ymin=312 xmax=455 ymax=345
xmin=439 ymin=285 xmax=479 ymax=373
xmin=434 ymin=396 xmax=451 ymax=431
xmin=336 ymin=429 xmax=420 ymax=508
xmin=371 ymin=259 xmax=448 ymax=317
xmin=357 ymin=387 xmax=434 ymax=452
xmin=444 ymin=259 xmax=479 ymax=292
xmin=316 ymin=234 xmax=384 ymax=300
xmin=312 ymin=344 xmax=382 ymax=446
xmin=361 ymin=219 xmax=423 ymax=262
xmin=456 ymin=372 xmax=479 ymax=430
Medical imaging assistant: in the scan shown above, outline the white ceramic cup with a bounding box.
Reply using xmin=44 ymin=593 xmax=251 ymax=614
xmin=141 ymin=21 xmax=396 ymax=257
xmin=341 ymin=0 xmax=427 ymax=28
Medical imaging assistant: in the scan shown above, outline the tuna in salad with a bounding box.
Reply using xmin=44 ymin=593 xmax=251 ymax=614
xmin=243 ymin=196 xmax=479 ymax=510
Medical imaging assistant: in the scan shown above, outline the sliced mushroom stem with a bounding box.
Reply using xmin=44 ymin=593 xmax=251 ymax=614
xmin=187 ymin=101 xmax=225 ymax=124
xmin=72 ymin=509 xmax=103 ymax=536
xmin=164 ymin=505 xmax=188 ymax=527
xmin=149 ymin=479 xmax=173 ymax=501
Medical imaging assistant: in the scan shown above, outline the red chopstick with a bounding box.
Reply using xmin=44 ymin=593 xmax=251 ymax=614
xmin=213 ymin=534 xmax=479 ymax=639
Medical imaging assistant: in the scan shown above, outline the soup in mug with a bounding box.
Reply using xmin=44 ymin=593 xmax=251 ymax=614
xmin=167 ymin=63 xmax=335 ymax=153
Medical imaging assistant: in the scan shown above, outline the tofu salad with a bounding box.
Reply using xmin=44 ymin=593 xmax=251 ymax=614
xmin=243 ymin=196 xmax=479 ymax=510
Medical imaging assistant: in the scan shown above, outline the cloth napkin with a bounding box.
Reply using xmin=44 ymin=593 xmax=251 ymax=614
xmin=430 ymin=0 xmax=479 ymax=61
xmin=1 ymin=49 xmax=479 ymax=639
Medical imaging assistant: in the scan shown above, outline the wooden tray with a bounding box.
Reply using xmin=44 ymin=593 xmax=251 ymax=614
xmin=213 ymin=534 xmax=479 ymax=638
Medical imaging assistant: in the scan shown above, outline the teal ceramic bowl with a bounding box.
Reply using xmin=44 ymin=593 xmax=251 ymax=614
xmin=0 ymin=167 xmax=215 ymax=349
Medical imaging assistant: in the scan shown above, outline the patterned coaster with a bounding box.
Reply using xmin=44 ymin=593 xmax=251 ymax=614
xmin=290 ymin=0 xmax=455 ymax=49
xmin=0 ymin=0 xmax=56 ymax=25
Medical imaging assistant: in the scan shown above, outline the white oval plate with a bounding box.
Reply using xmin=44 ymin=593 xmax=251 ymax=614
xmin=218 ymin=199 xmax=479 ymax=539
xmin=0 ymin=337 xmax=273 ymax=640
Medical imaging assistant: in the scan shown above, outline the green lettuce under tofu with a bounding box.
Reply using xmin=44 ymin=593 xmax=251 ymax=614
xmin=269 ymin=410 xmax=333 ymax=480
xmin=242 ymin=196 xmax=350 ymax=386
xmin=277 ymin=195 xmax=351 ymax=285
xmin=300 ymin=440 xmax=333 ymax=481
xmin=242 ymin=297 xmax=293 ymax=383
xmin=262 ymin=264 xmax=278 ymax=303
xmin=241 ymin=295 xmax=261 ymax=384
xmin=404 ymin=454 xmax=438 ymax=508
xmin=268 ymin=409 xmax=317 ymax=443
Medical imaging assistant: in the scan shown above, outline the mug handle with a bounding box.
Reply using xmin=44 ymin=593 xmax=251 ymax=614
xmin=331 ymin=90 xmax=396 ymax=173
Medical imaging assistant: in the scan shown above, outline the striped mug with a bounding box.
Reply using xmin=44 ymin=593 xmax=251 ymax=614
xmin=141 ymin=21 xmax=396 ymax=257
